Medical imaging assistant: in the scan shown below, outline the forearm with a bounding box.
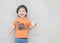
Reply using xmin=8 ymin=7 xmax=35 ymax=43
xmin=9 ymin=26 xmax=15 ymax=33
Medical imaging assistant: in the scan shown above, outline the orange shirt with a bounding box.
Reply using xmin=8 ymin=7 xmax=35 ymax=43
xmin=14 ymin=17 xmax=31 ymax=38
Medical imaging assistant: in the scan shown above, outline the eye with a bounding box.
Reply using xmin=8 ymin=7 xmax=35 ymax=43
xmin=19 ymin=11 xmax=21 ymax=12
xmin=22 ymin=10 xmax=25 ymax=12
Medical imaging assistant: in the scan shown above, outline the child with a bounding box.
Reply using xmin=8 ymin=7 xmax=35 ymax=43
xmin=9 ymin=5 xmax=36 ymax=43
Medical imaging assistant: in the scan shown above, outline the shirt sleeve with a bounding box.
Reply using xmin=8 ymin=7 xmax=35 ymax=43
xmin=28 ymin=19 xmax=32 ymax=28
xmin=13 ymin=19 xmax=17 ymax=28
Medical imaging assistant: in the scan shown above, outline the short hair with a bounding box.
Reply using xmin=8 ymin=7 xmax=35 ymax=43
xmin=16 ymin=5 xmax=28 ymax=13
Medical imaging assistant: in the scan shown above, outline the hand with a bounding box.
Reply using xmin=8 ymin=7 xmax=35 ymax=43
xmin=8 ymin=26 xmax=15 ymax=35
xmin=8 ymin=31 xmax=12 ymax=35
xmin=32 ymin=21 xmax=36 ymax=27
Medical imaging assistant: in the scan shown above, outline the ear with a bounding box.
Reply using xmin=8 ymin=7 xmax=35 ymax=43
xmin=17 ymin=14 xmax=19 ymax=15
xmin=17 ymin=14 xmax=19 ymax=16
xmin=25 ymin=13 xmax=27 ymax=15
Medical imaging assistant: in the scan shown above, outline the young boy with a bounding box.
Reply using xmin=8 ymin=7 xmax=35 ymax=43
xmin=9 ymin=5 xmax=36 ymax=43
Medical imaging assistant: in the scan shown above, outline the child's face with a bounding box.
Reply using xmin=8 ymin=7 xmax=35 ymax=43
xmin=18 ymin=7 xmax=27 ymax=18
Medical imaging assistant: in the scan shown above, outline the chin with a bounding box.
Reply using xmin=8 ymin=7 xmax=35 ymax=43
xmin=19 ymin=15 xmax=25 ymax=17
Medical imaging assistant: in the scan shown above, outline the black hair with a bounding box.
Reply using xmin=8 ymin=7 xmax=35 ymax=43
xmin=16 ymin=5 xmax=28 ymax=13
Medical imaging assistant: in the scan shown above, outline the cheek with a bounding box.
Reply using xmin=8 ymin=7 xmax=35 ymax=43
xmin=19 ymin=12 xmax=21 ymax=14
xmin=24 ymin=11 xmax=27 ymax=14
xmin=24 ymin=12 xmax=26 ymax=14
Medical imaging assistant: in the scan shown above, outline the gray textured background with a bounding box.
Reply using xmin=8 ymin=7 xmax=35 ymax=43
xmin=0 ymin=0 xmax=60 ymax=43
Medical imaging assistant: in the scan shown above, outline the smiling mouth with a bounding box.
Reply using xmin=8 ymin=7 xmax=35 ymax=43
xmin=20 ymin=14 xmax=24 ymax=16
